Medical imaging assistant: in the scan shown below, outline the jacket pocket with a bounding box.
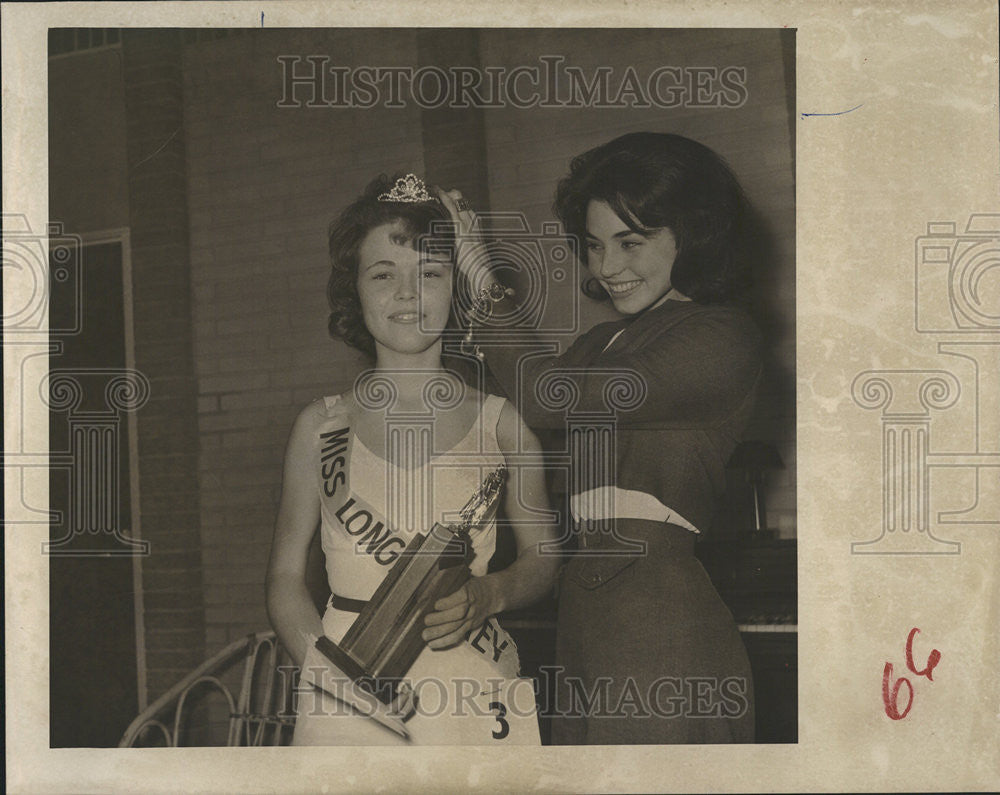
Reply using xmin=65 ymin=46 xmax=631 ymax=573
xmin=565 ymin=554 xmax=640 ymax=591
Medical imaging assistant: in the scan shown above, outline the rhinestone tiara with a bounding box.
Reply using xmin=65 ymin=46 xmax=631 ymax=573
xmin=377 ymin=174 xmax=438 ymax=204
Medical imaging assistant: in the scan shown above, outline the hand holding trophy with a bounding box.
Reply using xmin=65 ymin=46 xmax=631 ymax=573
xmin=300 ymin=467 xmax=506 ymax=736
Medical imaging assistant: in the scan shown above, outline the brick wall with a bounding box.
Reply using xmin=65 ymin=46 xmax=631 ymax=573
xmin=181 ymin=30 xmax=426 ymax=652
xmin=121 ymin=29 xmax=208 ymax=702
xmin=417 ymin=29 xmax=492 ymax=211
xmin=48 ymin=48 xmax=130 ymax=233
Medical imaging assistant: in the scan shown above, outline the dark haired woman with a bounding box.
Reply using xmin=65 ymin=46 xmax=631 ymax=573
xmin=266 ymin=174 xmax=559 ymax=745
xmin=439 ymin=132 xmax=762 ymax=744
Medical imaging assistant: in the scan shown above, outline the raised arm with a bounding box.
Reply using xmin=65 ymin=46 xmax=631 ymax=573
xmin=422 ymin=401 xmax=560 ymax=649
xmin=435 ymin=187 xmax=761 ymax=432
xmin=479 ymin=303 xmax=763 ymax=430
xmin=265 ymin=401 xmax=326 ymax=667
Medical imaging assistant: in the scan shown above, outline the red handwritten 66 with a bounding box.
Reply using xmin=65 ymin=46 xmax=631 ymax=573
xmin=882 ymin=627 xmax=942 ymax=720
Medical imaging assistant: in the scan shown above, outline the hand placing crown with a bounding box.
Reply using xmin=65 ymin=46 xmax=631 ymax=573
xmin=377 ymin=173 xmax=439 ymax=204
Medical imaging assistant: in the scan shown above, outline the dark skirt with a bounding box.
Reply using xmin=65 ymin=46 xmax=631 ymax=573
xmin=550 ymin=520 xmax=755 ymax=745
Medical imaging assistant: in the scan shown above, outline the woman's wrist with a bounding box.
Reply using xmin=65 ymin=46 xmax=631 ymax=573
xmin=475 ymin=572 xmax=509 ymax=616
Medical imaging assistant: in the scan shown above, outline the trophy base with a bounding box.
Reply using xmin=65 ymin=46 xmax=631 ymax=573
xmin=316 ymin=635 xmax=401 ymax=705
xmin=301 ymin=640 xmax=413 ymax=737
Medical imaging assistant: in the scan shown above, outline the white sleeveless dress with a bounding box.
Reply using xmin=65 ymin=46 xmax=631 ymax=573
xmin=292 ymin=392 xmax=541 ymax=746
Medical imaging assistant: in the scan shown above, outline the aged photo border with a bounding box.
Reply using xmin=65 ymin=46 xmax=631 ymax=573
xmin=4 ymin=1 xmax=999 ymax=793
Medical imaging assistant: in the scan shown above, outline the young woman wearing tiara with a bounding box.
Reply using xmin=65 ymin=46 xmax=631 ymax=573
xmin=266 ymin=174 xmax=559 ymax=745
xmin=439 ymin=132 xmax=762 ymax=744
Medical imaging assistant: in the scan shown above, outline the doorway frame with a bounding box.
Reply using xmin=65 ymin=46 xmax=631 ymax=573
xmin=75 ymin=226 xmax=147 ymax=711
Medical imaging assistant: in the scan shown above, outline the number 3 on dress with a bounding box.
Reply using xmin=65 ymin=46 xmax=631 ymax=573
xmin=489 ymin=701 xmax=509 ymax=740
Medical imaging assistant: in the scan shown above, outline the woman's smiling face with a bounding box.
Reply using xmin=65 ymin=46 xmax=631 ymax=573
xmin=356 ymin=220 xmax=454 ymax=357
xmin=584 ymin=199 xmax=679 ymax=315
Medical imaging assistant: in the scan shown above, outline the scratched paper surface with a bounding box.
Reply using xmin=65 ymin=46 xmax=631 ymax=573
xmin=3 ymin=1 xmax=999 ymax=793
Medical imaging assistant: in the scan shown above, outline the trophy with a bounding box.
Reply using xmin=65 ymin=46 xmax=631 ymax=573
xmin=311 ymin=466 xmax=506 ymax=713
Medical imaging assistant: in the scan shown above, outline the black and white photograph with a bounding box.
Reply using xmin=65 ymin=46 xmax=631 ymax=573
xmin=3 ymin=2 xmax=997 ymax=793
xmin=42 ymin=25 xmax=796 ymax=750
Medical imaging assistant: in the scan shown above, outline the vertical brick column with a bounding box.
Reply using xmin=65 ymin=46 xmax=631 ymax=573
xmin=416 ymin=30 xmax=491 ymax=210
xmin=122 ymin=29 xmax=206 ymax=703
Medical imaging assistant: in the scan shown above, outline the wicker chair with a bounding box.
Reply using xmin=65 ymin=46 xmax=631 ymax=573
xmin=119 ymin=631 xmax=296 ymax=747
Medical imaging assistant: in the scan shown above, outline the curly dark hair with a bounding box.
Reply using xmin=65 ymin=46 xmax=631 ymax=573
xmin=326 ymin=174 xmax=460 ymax=358
xmin=553 ymin=132 xmax=752 ymax=305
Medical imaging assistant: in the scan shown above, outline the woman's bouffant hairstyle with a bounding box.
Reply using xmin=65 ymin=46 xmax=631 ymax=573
xmin=554 ymin=132 xmax=752 ymax=305
xmin=326 ymin=174 xmax=457 ymax=358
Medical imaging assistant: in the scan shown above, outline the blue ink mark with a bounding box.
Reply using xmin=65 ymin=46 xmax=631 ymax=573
xmin=801 ymin=103 xmax=864 ymax=118
xmin=261 ymin=11 xmax=264 ymax=27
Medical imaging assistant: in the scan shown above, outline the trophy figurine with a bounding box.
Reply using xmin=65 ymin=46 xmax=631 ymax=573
xmin=303 ymin=465 xmax=506 ymax=731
